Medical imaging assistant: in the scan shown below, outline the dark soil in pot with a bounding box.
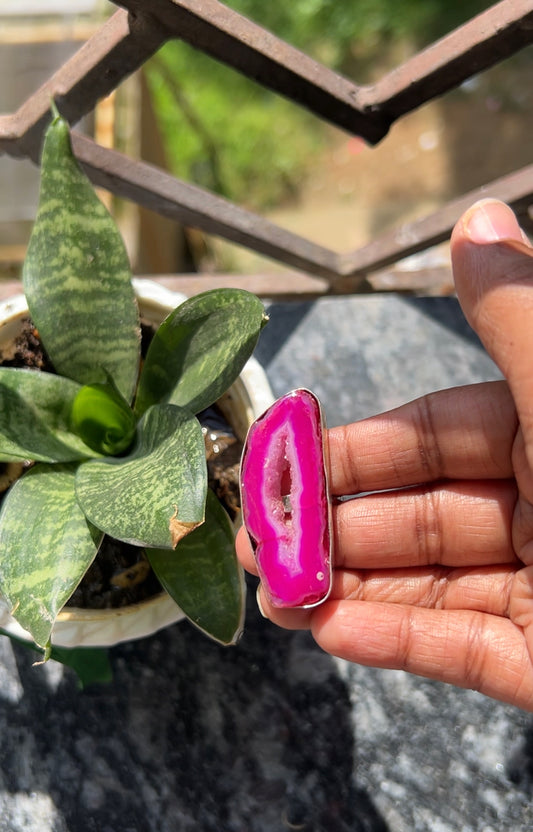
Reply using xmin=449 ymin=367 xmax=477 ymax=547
xmin=0 ymin=316 xmax=243 ymax=610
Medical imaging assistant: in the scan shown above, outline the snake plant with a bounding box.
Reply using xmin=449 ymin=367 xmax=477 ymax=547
xmin=0 ymin=107 xmax=267 ymax=657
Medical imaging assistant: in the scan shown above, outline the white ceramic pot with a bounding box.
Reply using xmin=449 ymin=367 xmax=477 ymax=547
xmin=0 ymin=280 xmax=274 ymax=648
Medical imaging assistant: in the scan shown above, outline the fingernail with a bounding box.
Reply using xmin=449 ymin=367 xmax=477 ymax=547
xmin=464 ymin=199 xmax=523 ymax=245
xmin=256 ymin=585 xmax=267 ymax=618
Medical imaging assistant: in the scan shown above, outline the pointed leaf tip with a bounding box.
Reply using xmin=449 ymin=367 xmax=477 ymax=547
xmin=135 ymin=288 xmax=265 ymax=416
xmin=23 ymin=112 xmax=140 ymax=402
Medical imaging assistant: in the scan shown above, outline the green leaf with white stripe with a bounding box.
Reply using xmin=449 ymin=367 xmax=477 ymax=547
xmin=0 ymin=463 xmax=102 ymax=650
xmin=134 ymin=289 xmax=265 ymax=417
xmin=147 ymin=489 xmax=245 ymax=645
xmin=75 ymin=404 xmax=207 ymax=549
xmin=0 ymin=368 xmax=98 ymax=462
xmin=22 ymin=111 xmax=140 ymax=402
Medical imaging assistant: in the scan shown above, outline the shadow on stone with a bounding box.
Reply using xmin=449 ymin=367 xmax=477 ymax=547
xmin=255 ymin=302 xmax=315 ymax=368
xmin=402 ymin=296 xmax=484 ymax=350
xmin=0 ymin=578 xmax=387 ymax=832
xmin=506 ymin=720 xmax=533 ymax=793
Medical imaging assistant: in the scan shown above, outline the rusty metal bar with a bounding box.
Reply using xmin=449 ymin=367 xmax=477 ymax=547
xmin=56 ymin=133 xmax=533 ymax=289
xmin=148 ymin=265 xmax=457 ymax=297
xmin=336 ymin=164 xmax=533 ymax=286
xmin=0 ymin=0 xmax=531 ymax=296
xmin=359 ymin=0 xmax=533 ymax=120
xmin=144 ymin=272 xmax=331 ymax=300
xmin=73 ymin=133 xmax=533 ymax=286
xmin=0 ymin=11 xmax=167 ymax=162
xmin=2 ymin=116 xmax=532 ymax=289
xmin=149 ymin=268 xmax=454 ymax=298
xmin=69 ymin=132 xmax=340 ymax=279
xmin=0 ymin=0 xmax=530 ymax=161
xmin=0 ymin=268 xmax=452 ymax=300
xmin=1 ymin=0 xmax=531 ymax=161
xmin=71 ymin=133 xmax=533 ymax=287
xmin=117 ymin=0 xmax=533 ymax=141
xmin=115 ymin=0 xmax=388 ymax=143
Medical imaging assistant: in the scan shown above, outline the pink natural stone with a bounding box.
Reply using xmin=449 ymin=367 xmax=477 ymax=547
xmin=240 ymin=388 xmax=332 ymax=608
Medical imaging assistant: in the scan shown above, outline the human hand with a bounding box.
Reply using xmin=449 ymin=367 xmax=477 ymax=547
xmin=236 ymin=199 xmax=533 ymax=710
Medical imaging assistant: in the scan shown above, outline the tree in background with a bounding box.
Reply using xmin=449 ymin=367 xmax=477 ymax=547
xmin=145 ymin=0 xmax=490 ymax=210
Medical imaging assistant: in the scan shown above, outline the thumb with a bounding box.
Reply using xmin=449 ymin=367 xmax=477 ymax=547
xmin=451 ymin=199 xmax=533 ymax=454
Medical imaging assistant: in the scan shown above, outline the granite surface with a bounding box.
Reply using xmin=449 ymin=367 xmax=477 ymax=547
xmin=1 ymin=293 xmax=533 ymax=832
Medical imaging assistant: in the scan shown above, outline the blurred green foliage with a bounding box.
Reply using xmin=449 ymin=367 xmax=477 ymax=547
xmin=145 ymin=0 xmax=490 ymax=210
xmin=225 ymin=0 xmax=491 ymax=67
xmin=145 ymin=47 xmax=322 ymax=209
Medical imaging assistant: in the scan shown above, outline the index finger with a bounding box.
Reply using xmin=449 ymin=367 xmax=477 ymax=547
xmin=328 ymin=380 xmax=516 ymax=496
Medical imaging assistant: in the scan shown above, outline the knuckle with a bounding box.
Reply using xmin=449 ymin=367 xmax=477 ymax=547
xmin=422 ymin=571 xmax=452 ymax=609
xmin=413 ymin=487 xmax=444 ymax=566
xmin=412 ymin=394 xmax=445 ymax=479
xmin=461 ymin=615 xmax=488 ymax=692
xmin=397 ymin=606 xmax=417 ymax=672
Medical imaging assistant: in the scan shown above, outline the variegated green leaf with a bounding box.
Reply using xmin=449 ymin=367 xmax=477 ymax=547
xmin=75 ymin=404 xmax=207 ymax=549
xmin=0 ymin=368 xmax=97 ymax=462
xmin=134 ymin=289 xmax=266 ymax=416
xmin=22 ymin=111 xmax=140 ymax=402
xmin=70 ymin=380 xmax=136 ymax=456
xmin=147 ymin=489 xmax=245 ymax=645
xmin=0 ymin=463 xmax=102 ymax=650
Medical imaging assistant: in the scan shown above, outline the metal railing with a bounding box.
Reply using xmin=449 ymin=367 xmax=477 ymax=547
xmin=0 ymin=0 xmax=532 ymax=296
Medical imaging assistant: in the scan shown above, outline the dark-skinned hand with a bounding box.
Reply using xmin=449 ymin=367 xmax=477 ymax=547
xmin=236 ymin=199 xmax=533 ymax=711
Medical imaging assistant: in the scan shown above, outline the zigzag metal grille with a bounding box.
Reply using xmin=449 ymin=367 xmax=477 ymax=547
xmin=0 ymin=0 xmax=532 ymax=296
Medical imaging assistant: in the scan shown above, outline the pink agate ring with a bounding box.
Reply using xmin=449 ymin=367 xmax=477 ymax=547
xmin=240 ymin=388 xmax=333 ymax=609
